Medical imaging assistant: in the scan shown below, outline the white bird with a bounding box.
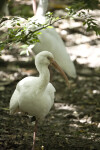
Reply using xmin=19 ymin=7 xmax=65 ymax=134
xmin=30 ymin=0 xmax=76 ymax=78
xmin=9 ymin=51 xmax=69 ymax=150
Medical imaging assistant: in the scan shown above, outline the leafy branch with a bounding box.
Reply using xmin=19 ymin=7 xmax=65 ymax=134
xmin=66 ymin=7 xmax=100 ymax=35
xmin=0 ymin=14 xmax=67 ymax=51
xmin=0 ymin=2 xmax=100 ymax=52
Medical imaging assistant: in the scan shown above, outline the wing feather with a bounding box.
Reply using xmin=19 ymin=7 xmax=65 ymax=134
xmin=10 ymin=85 xmax=20 ymax=114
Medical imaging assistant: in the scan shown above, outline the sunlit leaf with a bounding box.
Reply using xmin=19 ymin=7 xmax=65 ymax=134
xmin=20 ymin=50 xmax=27 ymax=55
xmin=20 ymin=44 xmax=28 ymax=49
xmin=47 ymin=26 xmax=53 ymax=29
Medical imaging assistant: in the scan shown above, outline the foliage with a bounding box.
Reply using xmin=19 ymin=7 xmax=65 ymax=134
xmin=0 ymin=17 xmax=43 ymax=52
xmin=0 ymin=0 xmax=100 ymax=52
xmin=0 ymin=14 xmax=54 ymax=53
xmin=66 ymin=8 xmax=100 ymax=35
xmin=65 ymin=0 xmax=100 ymax=35
xmin=69 ymin=0 xmax=99 ymax=10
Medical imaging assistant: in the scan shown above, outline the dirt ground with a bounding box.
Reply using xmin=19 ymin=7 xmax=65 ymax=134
xmin=0 ymin=63 xmax=100 ymax=150
xmin=0 ymin=1 xmax=100 ymax=150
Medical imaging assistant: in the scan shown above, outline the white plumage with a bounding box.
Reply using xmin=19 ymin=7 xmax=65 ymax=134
xmin=33 ymin=27 xmax=76 ymax=78
xmin=10 ymin=51 xmax=56 ymax=121
xmin=9 ymin=51 xmax=69 ymax=149
xmin=30 ymin=0 xmax=76 ymax=78
xmin=10 ymin=78 xmax=55 ymax=121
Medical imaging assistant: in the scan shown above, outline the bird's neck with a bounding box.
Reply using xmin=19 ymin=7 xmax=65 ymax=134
xmin=36 ymin=0 xmax=48 ymax=17
xmin=38 ymin=65 xmax=50 ymax=92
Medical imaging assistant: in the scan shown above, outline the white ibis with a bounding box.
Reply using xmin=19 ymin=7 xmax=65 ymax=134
xmin=9 ymin=51 xmax=69 ymax=150
xmin=30 ymin=0 xmax=76 ymax=78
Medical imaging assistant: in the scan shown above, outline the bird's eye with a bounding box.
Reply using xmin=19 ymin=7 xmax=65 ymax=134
xmin=47 ymin=56 xmax=51 ymax=60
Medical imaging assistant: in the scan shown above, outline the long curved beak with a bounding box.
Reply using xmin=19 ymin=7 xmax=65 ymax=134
xmin=50 ymin=58 xmax=70 ymax=88
xmin=32 ymin=0 xmax=37 ymax=15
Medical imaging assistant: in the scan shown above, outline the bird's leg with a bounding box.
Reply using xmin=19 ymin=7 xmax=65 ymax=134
xmin=32 ymin=120 xmax=38 ymax=150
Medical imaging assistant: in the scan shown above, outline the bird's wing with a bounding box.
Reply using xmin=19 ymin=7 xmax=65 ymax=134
xmin=9 ymin=84 xmax=20 ymax=114
xmin=9 ymin=77 xmax=33 ymax=114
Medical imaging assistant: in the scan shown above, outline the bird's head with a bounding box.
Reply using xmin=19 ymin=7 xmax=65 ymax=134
xmin=35 ymin=51 xmax=70 ymax=87
xmin=35 ymin=51 xmax=54 ymax=66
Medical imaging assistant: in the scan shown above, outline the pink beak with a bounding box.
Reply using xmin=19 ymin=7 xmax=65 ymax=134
xmin=50 ymin=58 xmax=70 ymax=88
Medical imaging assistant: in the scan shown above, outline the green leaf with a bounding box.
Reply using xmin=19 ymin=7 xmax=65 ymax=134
xmin=20 ymin=50 xmax=27 ymax=55
xmin=20 ymin=44 xmax=28 ymax=49
xmin=0 ymin=45 xmax=4 ymax=51
xmin=83 ymin=21 xmax=86 ymax=26
xmin=47 ymin=26 xmax=53 ymax=29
